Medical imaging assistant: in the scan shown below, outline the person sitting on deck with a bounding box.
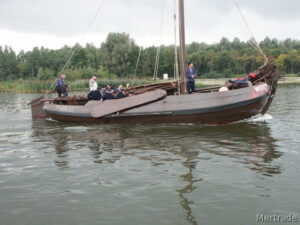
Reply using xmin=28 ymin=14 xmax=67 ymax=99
xmin=102 ymin=84 xmax=115 ymax=100
xmin=186 ymin=62 xmax=197 ymax=94
xmin=226 ymin=73 xmax=256 ymax=89
xmin=87 ymin=75 xmax=101 ymax=100
xmin=113 ymin=85 xmax=127 ymax=99
xmin=55 ymin=73 xmax=68 ymax=97
xmin=88 ymin=87 xmax=102 ymax=101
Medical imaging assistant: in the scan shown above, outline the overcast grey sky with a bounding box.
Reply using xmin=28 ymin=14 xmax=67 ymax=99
xmin=1 ymin=0 xmax=300 ymax=52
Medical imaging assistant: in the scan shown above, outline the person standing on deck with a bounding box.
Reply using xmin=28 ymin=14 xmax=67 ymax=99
xmin=186 ymin=62 xmax=197 ymax=94
xmin=89 ymin=74 xmax=98 ymax=91
xmin=55 ymin=73 xmax=68 ymax=97
xmin=88 ymin=75 xmax=101 ymax=100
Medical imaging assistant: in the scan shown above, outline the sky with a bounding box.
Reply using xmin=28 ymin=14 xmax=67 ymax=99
xmin=1 ymin=0 xmax=300 ymax=52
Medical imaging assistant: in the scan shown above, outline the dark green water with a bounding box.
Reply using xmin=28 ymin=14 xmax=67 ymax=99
xmin=0 ymin=84 xmax=300 ymax=225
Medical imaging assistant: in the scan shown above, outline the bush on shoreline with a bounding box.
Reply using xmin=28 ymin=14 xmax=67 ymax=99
xmin=1 ymin=74 xmax=299 ymax=93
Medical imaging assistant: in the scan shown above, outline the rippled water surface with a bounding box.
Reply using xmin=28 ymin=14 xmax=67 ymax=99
xmin=0 ymin=84 xmax=300 ymax=225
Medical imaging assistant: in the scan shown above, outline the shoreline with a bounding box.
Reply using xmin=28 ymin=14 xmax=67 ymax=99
xmin=196 ymin=77 xmax=300 ymax=86
xmin=0 ymin=77 xmax=299 ymax=93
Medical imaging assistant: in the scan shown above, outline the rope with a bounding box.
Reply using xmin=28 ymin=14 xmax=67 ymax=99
xmin=45 ymin=0 xmax=106 ymax=96
xmin=233 ymin=1 xmax=268 ymax=67
xmin=132 ymin=13 xmax=150 ymax=82
xmin=153 ymin=47 xmax=160 ymax=80
xmin=153 ymin=0 xmax=167 ymax=80
xmin=133 ymin=47 xmax=143 ymax=81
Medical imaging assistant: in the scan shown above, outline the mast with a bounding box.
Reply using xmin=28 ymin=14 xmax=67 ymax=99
xmin=178 ymin=0 xmax=186 ymax=93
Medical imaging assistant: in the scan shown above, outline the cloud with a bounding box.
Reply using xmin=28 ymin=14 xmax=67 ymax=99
xmin=0 ymin=0 xmax=300 ymax=51
xmin=0 ymin=0 xmax=164 ymax=36
xmin=237 ymin=0 xmax=300 ymax=21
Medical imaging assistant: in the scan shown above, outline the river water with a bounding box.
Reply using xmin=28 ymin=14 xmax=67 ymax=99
xmin=0 ymin=84 xmax=299 ymax=225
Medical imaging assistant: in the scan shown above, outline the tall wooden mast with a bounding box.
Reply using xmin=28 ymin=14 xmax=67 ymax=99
xmin=178 ymin=0 xmax=186 ymax=93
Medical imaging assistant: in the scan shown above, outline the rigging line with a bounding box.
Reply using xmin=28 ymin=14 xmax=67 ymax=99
xmin=45 ymin=0 xmax=106 ymax=96
xmin=233 ymin=1 xmax=268 ymax=65
xmin=153 ymin=0 xmax=167 ymax=80
xmin=249 ymin=38 xmax=263 ymax=53
xmin=153 ymin=46 xmax=160 ymax=80
xmin=133 ymin=47 xmax=143 ymax=81
xmin=133 ymin=12 xmax=151 ymax=82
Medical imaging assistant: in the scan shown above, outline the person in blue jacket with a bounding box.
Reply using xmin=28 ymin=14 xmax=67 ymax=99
xmin=102 ymin=84 xmax=115 ymax=100
xmin=186 ymin=62 xmax=197 ymax=94
xmin=55 ymin=74 xmax=68 ymax=97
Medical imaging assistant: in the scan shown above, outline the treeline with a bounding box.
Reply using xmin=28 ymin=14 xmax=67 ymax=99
xmin=1 ymin=32 xmax=300 ymax=81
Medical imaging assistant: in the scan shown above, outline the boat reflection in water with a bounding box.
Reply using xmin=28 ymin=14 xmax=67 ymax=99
xmin=31 ymin=120 xmax=282 ymax=224
xmin=169 ymin=122 xmax=282 ymax=224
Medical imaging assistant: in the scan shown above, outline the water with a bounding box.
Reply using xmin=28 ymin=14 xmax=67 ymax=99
xmin=0 ymin=84 xmax=300 ymax=225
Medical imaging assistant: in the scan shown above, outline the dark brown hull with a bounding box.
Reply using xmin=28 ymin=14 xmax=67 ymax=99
xmin=44 ymin=79 xmax=273 ymax=124
xmin=47 ymin=94 xmax=268 ymax=124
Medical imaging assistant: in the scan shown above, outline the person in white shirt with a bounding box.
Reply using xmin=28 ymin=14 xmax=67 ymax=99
xmin=87 ymin=74 xmax=102 ymax=100
xmin=89 ymin=74 xmax=98 ymax=91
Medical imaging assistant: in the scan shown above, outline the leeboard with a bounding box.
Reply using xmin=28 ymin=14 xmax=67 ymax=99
xmin=90 ymin=89 xmax=167 ymax=118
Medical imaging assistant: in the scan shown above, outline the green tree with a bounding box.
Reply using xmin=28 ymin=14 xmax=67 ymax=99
xmin=0 ymin=46 xmax=19 ymax=80
xmin=287 ymin=50 xmax=300 ymax=74
xmin=101 ymin=32 xmax=137 ymax=76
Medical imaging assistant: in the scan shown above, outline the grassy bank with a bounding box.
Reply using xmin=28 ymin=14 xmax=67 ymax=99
xmin=0 ymin=78 xmax=157 ymax=93
xmin=1 ymin=76 xmax=299 ymax=93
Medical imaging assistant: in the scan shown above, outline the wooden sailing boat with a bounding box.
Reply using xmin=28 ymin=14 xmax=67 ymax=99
xmin=29 ymin=0 xmax=280 ymax=124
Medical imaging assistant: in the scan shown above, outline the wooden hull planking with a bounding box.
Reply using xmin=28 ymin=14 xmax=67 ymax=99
xmin=29 ymin=97 xmax=49 ymax=119
xmin=43 ymin=82 xmax=272 ymax=124
xmin=47 ymin=95 xmax=268 ymax=124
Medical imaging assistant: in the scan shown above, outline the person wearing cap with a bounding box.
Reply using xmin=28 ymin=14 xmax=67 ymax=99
xmin=186 ymin=62 xmax=197 ymax=94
